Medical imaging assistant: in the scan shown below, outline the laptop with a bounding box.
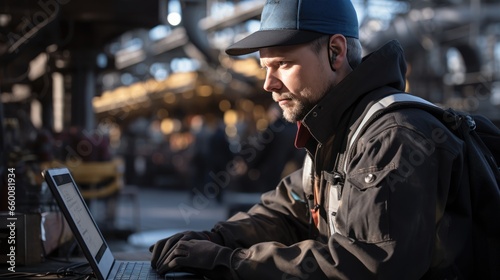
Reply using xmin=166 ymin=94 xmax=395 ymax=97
xmin=42 ymin=167 xmax=205 ymax=280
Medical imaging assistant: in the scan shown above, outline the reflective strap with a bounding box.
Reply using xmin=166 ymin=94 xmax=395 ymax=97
xmin=328 ymin=185 xmax=341 ymax=234
xmin=302 ymin=154 xmax=313 ymax=193
xmin=344 ymin=93 xmax=437 ymax=173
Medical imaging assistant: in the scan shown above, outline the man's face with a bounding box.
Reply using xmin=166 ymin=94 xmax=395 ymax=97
xmin=259 ymin=42 xmax=335 ymax=123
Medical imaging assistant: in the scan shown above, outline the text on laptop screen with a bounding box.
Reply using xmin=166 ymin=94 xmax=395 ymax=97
xmin=55 ymin=176 xmax=105 ymax=259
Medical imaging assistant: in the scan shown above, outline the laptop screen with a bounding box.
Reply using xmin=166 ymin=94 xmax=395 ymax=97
xmin=54 ymin=173 xmax=107 ymax=261
xmin=45 ymin=168 xmax=200 ymax=280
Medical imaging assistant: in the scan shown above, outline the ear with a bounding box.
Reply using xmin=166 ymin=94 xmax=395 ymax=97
xmin=328 ymin=35 xmax=349 ymax=71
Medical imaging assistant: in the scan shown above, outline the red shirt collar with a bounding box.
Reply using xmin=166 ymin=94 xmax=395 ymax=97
xmin=294 ymin=121 xmax=311 ymax=149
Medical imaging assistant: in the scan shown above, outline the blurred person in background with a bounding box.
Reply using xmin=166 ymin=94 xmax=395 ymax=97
xmin=234 ymin=104 xmax=305 ymax=194
xmin=189 ymin=114 xmax=233 ymax=203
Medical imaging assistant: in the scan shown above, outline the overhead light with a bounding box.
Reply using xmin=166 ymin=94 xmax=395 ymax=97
xmin=149 ymin=25 xmax=171 ymax=41
xmin=115 ymin=49 xmax=146 ymax=70
xmin=96 ymin=53 xmax=108 ymax=68
xmin=196 ymin=85 xmax=213 ymax=97
xmin=29 ymin=53 xmax=48 ymax=80
xmin=161 ymin=118 xmax=181 ymax=134
xmin=168 ymin=0 xmax=182 ymax=26
xmin=1 ymin=84 xmax=30 ymax=103
xmin=53 ymin=73 xmax=64 ymax=132
xmin=223 ymin=110 xmax=238 ymax=126
xmin=219 ymin=100 xmax=231 ymax=112
xmin=31 ymin=99 xmax=42 ymax=128
xmin=46 ymin=44 xmax=58 ymax=53
xmin=167 ymin=12 xmax=182 ymax=26
xmin=0 ymin=14 xmax=11 ymax=27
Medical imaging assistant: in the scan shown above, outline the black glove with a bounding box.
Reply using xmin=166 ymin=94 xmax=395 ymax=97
xmin=155 ymin=239 xmax=235 ymax=279
xmin=150 ymin=230 xmax=223 ymax=269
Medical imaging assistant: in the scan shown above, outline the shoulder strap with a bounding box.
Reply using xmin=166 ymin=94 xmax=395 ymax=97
xmin=302 ymin=154 xmax=313 ymax=197
xmin=344 ymin=93 xmax=439 ymax=173
xmin=348 ymin=93 xmax=500 ymax=278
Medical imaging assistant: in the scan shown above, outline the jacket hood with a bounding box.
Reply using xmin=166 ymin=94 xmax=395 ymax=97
xmin=301 ymin=40 xmax=407 ymax=145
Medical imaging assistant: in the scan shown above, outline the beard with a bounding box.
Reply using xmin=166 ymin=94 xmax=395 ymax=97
xmin=281 ymin=98 xmax=316 ymax=123
xmin=276 ymin=83 xmax=332 ymax=123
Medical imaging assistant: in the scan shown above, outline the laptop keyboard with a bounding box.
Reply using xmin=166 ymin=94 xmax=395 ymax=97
xmin=114 ymin=261 xmax=164 ymax=280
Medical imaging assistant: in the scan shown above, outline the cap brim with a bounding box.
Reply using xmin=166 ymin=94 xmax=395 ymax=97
xmin=225 ymin=30 xmax=325 ymax=56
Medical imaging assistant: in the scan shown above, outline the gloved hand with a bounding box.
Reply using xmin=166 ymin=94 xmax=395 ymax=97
xmin=154 ymin=239 xmax=235 ymax=279
xmin=150 ymin=231 xmax=223 ymax=269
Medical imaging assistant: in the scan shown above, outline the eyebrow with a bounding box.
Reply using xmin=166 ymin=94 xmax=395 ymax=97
xmin=260 ymin=57 xmax=285 ymax=68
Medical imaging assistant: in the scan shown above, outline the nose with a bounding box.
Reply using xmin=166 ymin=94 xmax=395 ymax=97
xmin=263 ymin=70 xmax=281 ymax=93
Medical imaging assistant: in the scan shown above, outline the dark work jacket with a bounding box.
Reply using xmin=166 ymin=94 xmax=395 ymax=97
xmin=212 ymin=40 xmax=472 ymax=279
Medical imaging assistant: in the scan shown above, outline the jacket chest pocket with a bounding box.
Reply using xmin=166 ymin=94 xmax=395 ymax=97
xmin=323 ymin=165 xmax=394 ymax=243
xmin=339 ymin=165 xmax=395 ymax=243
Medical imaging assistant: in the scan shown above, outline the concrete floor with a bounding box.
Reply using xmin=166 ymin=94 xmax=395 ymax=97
xmin=94 ymin=186 xmax=262 ymax=255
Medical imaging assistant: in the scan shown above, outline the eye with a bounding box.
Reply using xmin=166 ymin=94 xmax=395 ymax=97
xmin=278 ymin=61 xmax=287 ymax=67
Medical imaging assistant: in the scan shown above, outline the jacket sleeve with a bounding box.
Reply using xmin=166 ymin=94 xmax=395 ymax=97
xmin=213 ymin=168 xmax=310 ymax=249
xmin=215 ymin=114 xmax=470 ymax=279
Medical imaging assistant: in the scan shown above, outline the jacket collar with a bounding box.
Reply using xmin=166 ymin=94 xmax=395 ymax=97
xmin=296 ymin=40 xmax=407 ymax=148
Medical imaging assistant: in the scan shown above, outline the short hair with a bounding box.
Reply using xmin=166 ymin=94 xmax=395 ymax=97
xmin=310 ymin=35 xmax=362 ymax=70
xmin=346 ymin=37 xmax=362 ymax=69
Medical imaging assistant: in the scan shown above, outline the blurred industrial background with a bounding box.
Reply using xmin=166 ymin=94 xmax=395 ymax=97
xmin=1 ymin=0 xmax=500 ymax=264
